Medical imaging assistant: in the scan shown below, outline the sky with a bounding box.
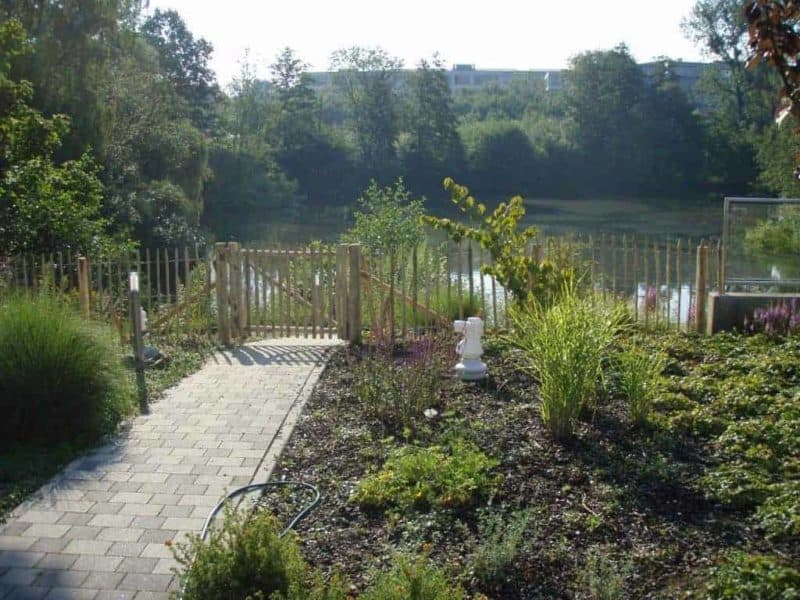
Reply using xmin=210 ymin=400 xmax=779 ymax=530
xmin=147 ymin=0 xmax=708 ymax=87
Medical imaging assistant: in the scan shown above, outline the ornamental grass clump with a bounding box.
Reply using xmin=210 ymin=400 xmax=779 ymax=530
xmin=615 ymin=345 xmax=665 ymax=426
xmin=507 ymin=283 xmax=626 ymax=439
xmin=0 ymin=293 xmax=134 ymax=447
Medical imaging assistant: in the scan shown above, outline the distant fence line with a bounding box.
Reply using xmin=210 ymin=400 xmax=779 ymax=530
xmin=1 ymin=235 xmax=725 ymax=341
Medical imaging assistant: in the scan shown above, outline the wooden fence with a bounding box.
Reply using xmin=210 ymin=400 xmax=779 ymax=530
xmin=1 ymin=246 xmax=214 ymax=337
xmin=1 ymin=235 xmax=725 ymax=344
xmin=355 ymin=235 xmax=724 ymax=339
xmin=212 ymin=242 xmax=355 ymax=344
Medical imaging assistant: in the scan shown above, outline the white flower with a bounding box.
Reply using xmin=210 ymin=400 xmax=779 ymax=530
xmin=423 ymin=408 xmax=439 ymax=419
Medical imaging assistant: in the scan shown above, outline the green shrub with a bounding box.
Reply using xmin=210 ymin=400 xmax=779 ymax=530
xmin=705 ymin=552 xmax=800 ymax=599
xmin=507 ymin=284 xmax=626 ymax=439
xmin=615 ymin=345 xmax=665 ymax=426
xmin=576 ymin=547 xmax=629 ymax=600
xmin=174 ymin=506 xmax=347 ymax=600
xmin=0 ymin=293 xmax=134 ymax=447
xmin=352 ymin=439 xmax=501 ymax=510
xmin=423 ymin=178 xmax=573 ymax=306
xmin=470 ymin=509 xmax=532 ymax=588
xmin=342 ymin=178 xmax=426 ymax=257
xmin=744 ymin=204 xmax=800 ymax=256
xmin=361 ymin=554 xmax=467 ymax=600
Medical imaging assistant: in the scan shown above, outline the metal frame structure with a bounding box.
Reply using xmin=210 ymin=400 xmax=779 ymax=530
xmin=723 ymin=196 xmax=800 ymax=290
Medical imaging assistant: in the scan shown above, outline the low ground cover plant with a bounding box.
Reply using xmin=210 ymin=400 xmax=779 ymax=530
xmin=507 ymin=283 xmax=626 ymax=438
xmin=469 ymin=508 xmax=532 ymax=589
xmin=645 ymin=331 xmax=800 ymax=543
xmin=352 ymin=439 xmax=501 ymax=510
xmin=705 ymin=551 xmax=800 ymax=599
xmin=361 ymin=555 xmax=468 ymax=600
xmin=0 ymin=293 xmax=134 ymax=447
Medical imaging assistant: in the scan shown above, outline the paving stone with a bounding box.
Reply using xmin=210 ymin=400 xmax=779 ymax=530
xmin=35 ymin=554 xmax=78 ymax=570
xmin=0 ymin=522 xmax=32 ymax=537
xmin=0 ymin=552 xmax=44 ymax=568
xmin=0 ymin=568 xmax=40 ymax=585
xmin=117 ymin=557 xmax=158 ymax=574
xmin=62 ymin=540 xmax=112 ymax=556
xmin=117 ymin=573 xmax=173 ymax=592
xmin=95 ymin=528 xmax=144 ymax=543
xmin=43 ymin=587 xmax=99 ymax=600
xmin=16 ymin=512 xmax=62 ymax=525
xmin=21 ymin=525 xmax=71 ymax=539
xmin=133 ymin=592 xmax=172 ymax=600
xmin=33 ymin=568 xmax=89 ymax=588
xmin=5 ymin=586 xmax=49 ymax=599
xmin=80 ymin=571 xmax=125 ymax=590
xmin=61 ymin=526 xmax=103 ymax=541
xmin=56 ymin=513 xmax=93 ymax=527
xmin=28 ymin=539 xmax=69 ymax=554
xmin=138 ymin=544 xmax=172 ymax=560
xmin=107 ymin=542 xmax=147 ymax=558
xmin=137 ymin=531 xmax=176 ymax=545
xmin=157 ymin=506 xmax=192 ymax=518
xmin=72 ymin=555 xmax=123 ymax=572
xmin=108 ymin=493 xmax=152 ymax=505
xmin=95 ymin=590 xmax=135 ymax=599
xmin=87 ymin=515 xmax=134 ymax=529
xmin=0 ymin=537 xmax=35 ymax=552
xmin=128 ymin=517 xmax=165 ymax=531
xmin=85 ymin=503 xmax=124 ymax=516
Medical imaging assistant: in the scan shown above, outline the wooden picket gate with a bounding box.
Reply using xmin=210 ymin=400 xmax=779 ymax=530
xmin=213 ymin=242 xmax=363 ymax=345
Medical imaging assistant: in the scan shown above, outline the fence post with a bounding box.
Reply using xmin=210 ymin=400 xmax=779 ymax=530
xmin=129 ymin=272 xmax=147 ymax=413
xmin=347 ymin=244 xmax=362 ymax=344
xmin=78 ymin=257 xmax=91 ymax=318
xmin=336 ymin=245 xmax=348 ymax=340
xmin=227 ymin=242 xmax=245 ymax=341
xmin=695 ymin=243 xmax=709 ymax=334
xmin=215 ymin=243 xmax=231 ymax=346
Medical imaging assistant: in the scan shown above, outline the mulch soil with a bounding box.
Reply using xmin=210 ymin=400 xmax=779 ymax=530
xmin=262 ymin=339 xmax=780 ymax=599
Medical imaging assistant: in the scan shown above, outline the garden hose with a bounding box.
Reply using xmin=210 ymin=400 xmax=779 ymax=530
xmin=200 ymin=480 xmax=322 ymax=541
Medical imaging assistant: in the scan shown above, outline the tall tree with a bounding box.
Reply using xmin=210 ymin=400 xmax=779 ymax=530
xmin=0 ymin=19 xmax=113 ymax=254
xmin=330 ymin=46 xmax=403 ymax=181
xmin=400 ymin=56 xmax=464 ymax=195
xmin=140 ymin=9 xmax=221 ymax=133
xmin=269 ymin=47 xmax=352 ymax=204
xmin=567 ymin=44 xmax=647 ymax=193
xmin=683 ymin=0 xmax=778 ymax=192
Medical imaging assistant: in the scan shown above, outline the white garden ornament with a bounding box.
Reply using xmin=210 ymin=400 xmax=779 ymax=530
xmin=454 ymin=317 xmax=488 ymax=381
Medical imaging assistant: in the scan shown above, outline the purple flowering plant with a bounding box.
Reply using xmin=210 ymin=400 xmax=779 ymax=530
xmin=746 ymin=299 xmax=800 ymax=337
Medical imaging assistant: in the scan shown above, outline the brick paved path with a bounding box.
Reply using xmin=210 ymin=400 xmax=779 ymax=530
xmin=0 ymin=338 xmax=341 ymax=600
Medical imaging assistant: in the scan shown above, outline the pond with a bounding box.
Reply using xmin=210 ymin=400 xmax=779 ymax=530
xmin=241 ymin=196 xmax=725 ymax=246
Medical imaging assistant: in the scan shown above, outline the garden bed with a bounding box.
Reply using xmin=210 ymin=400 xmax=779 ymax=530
xmin=269 ymin=332 xmax=800 ymax=598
